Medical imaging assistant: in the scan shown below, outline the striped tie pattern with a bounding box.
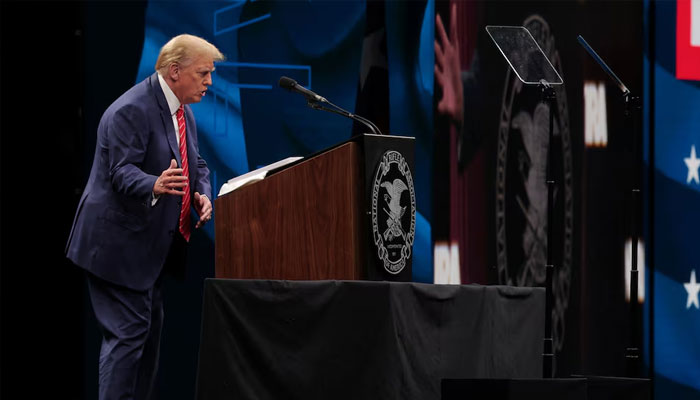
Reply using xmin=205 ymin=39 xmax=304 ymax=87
xmin=176 ymin=105 xmax=191 ymax=241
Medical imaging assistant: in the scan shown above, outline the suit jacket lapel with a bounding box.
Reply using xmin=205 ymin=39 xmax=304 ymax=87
xmin=162 ymin=110 xmax=182 ymax=166
xmin=150 ymin=73 xmax=182 ymax=165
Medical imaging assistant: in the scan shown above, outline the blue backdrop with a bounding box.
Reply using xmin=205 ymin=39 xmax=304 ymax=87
xmin=646 ymin=1 xmax=700 ymax=398
xmin=134 ymin=0 xmax=434 ymax=282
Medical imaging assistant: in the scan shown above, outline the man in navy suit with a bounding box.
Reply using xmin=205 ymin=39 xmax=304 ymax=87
xmin=66 ymin=34 xmax=224 ymax=400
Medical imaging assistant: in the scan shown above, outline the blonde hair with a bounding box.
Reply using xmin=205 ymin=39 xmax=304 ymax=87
xmin=155 ymin=34 xmax=224 ymax=75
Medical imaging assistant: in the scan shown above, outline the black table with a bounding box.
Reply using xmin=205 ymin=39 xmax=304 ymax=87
xmin=195 ymin=279 xmax=545 ymax=400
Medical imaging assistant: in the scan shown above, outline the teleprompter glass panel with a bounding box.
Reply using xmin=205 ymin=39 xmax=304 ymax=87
xmin=486 ymin=25 xmax=563 ymax=85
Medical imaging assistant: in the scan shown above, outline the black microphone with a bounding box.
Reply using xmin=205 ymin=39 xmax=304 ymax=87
xmin=278 ymin=76 xmax=327 ymax=103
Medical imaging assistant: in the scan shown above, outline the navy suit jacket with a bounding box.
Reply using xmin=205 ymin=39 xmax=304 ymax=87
xmin=67 ymin=73 xmax=211 ymax=291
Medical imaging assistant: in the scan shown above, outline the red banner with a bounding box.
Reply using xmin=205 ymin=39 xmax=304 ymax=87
xmin=677 ymin=0 xmax=700 ymax=80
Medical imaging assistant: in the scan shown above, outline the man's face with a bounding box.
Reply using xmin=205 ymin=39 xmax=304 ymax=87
xmin=172 ymin=54 xmax=214 ymax=104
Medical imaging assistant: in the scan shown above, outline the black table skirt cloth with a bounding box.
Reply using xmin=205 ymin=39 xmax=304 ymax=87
xmin=195 ymin=279 xmax=545 ymax=400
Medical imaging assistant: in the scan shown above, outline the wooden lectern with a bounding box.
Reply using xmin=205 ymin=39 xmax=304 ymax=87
xmin=214 ymin=134 xmax=415 ymax=281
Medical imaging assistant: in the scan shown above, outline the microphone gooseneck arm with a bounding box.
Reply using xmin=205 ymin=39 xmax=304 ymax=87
xmin=308 ymin=101 xmax=381 ymax=135
xmin=279 ymin=76 xmax=383 ymax=135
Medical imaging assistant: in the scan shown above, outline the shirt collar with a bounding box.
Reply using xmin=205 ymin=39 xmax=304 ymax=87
xmin=157 ymin=73 xmax=181 ymax=116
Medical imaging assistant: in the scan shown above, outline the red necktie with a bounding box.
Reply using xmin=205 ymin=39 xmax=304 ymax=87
xmin=176 ymin=105 xmax=191 ymax=241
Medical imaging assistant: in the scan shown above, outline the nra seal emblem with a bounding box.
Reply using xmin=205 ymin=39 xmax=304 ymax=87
xmin=371 ymin=150 xmax=416 ymax=274
xmin=495 ymin=15 xmax=573 ymax=371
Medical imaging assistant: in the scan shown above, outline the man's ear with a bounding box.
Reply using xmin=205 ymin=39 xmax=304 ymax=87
xmin=168 ymin=63 xmax=180 ymax=81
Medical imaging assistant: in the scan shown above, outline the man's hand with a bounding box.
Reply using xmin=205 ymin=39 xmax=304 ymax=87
xmin=153 ymin=159 xmax=188 ymax=196
xmin=194 ymin=192 xmax=212 ymax=229
xmin=434 ymin=3 xmax=464 ymax=127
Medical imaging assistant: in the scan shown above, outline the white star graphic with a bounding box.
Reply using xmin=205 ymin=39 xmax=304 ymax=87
xmin=684 ymin=269 xmax=700 ymax=309
xmin=684 ymin=145 xmax=700 ymax=184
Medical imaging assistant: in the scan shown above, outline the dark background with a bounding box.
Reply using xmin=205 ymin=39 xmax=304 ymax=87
xmin=2 ymin=2 xmax=87 ymax=398
xmin=1 ymin=2 xmax=213 ymax=399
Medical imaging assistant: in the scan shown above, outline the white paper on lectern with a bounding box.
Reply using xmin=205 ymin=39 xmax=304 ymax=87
xmin=217 ymin=156 xmax=303 ymax=197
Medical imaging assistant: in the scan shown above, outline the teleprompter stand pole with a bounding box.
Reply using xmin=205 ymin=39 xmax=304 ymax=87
xmin=576 ymin=35 xmax=643 ymax=378
xmin=484 ymin=25 xmax=565 ymax=379
xmin=541 ymin=82 xmax=556 ymax=379
xmin=625 ymin=93 xmax=642 ymax=378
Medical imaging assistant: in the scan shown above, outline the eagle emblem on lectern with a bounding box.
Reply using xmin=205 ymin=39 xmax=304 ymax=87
xmin=371 ymin=151 xmax=416 ymax=275
xmin=381 ymin=179 xmax=408 ymax=241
